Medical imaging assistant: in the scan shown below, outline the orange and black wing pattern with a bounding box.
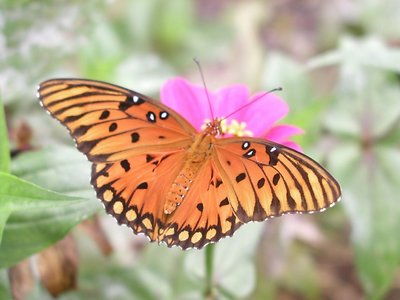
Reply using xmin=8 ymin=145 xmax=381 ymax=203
xmin=159 ymin=158 xmax=242 ymax=249
xmin=37 ymin=79 xmax=197 ymax=247
xmin=214 ymin=138 xmax=341 ymax=223
xmin=37 ymin=79 xmax=195 ymax=162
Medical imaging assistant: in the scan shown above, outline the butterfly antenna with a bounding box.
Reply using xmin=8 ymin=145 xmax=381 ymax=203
xmin=193 ymin=58 xmax=214 ymax=120
xmin=222 ymin=87 xmax=283 ymax=121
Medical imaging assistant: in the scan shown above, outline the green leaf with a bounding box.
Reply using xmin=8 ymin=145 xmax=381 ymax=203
xmin=323 ymin=73 xmax=400 ymax=139
xmin=151 ymin=0 xmax=193 ymax=55
xmin=262 ymin=53 xmax=329 ymax=147
xmin=12 ymin=145 xmax=94 ymax=198
xmin=74 ymin=265 xmax=171 ymax=300
xmin=263 ymin=52 xmax=315 ymax=112
xmin=318 ymin=37 xmax=400 ymax=298
xmin=328 ymin=144 xmax=400 ymax=299
xmin=0 ymin=270 xmax=11 ymax=300
xmin=0 ymin=99 xmax=10 ymax=173
xmin=0 ymin=172 xmax=99 ymax=268
xmin=0 ymin=210 xmax=11 ymax=247
xmin=308 ymin=37 xmax=400 ymax=73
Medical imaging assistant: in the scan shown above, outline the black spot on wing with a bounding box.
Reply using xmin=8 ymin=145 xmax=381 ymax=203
xmin=119 ymin=101 xmax=131 ymax=111
xmin=244 ymin=149 xmax=256 ymax=158
xmin=159 ymin=111 xmax=169 ymax=120
xmin=131 ymin=132 xmax=140 ymax=143
xmin=265 ymin=145 xmax=279 ymax=166
xmin=137 ymin=182 xmax=148 ymax=189
xmin=99 ymin=110 xmax=110 ymax=120
xmin=235 ymin=172 xmax=246 ymax=183
xmin=109 ymin=122 xmax=117 ymax=132
xmin=129 ymin=95 xmax=145 ymax=105
xmin=242 ymin=141 xmax=250 ymax=150
xmin=146 ymin=111 xmax=156 ymax=123
xmin=257 ymin=178 xmax=265 ymax=189
xmin=216 ymin=179 xmax=223 ymax=188
xmin=196 ymin=203 xmax=204 ymax=212
xmin=120 ymin=159 xmax=130 ymax=172
xmin=272 ymin=173 xmax=280 ymax=185
xmin=219 ymin=197 xmax=229 ymax=207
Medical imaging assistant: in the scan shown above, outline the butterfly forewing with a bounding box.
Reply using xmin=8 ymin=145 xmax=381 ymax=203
xmin=37 ymin=79 xmax=199 ymax=246
xmin=214 ymin=138 xmax=341 ymax=222
xmin=38 ymin=79 xmax=196 ymax=162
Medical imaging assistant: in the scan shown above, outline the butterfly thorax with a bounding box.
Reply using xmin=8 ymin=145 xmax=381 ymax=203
xmin=164 ymin=127 xmax=217 ymax=215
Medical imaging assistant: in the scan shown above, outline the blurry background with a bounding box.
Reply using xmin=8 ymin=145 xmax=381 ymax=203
xmin=1 ymin=0 xmax=400 ymax=299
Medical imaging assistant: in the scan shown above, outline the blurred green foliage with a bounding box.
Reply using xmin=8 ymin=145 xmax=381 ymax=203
xmin=1 ymin=0 xmax=400 ymax=299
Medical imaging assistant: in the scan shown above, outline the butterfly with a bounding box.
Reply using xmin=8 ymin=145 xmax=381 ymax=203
xmin=37 ymin=79 xmax=341 ymax=250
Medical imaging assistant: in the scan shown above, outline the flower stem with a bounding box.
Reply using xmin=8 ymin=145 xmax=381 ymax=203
xmin=204 ymin=243 xmax=215 ymax=299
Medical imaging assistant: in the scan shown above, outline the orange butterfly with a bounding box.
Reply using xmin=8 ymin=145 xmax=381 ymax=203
xmin=38 ymin=79 xmax=341 ymax=249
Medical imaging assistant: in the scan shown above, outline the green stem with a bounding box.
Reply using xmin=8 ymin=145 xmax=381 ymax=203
xmin=0 ymin=98 xmax=10 ymax=173
xmin=204 ymin=243 xmax=215 ymax=299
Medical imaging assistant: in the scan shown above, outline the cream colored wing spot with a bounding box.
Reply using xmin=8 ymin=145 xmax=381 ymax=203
xmin=97 ymin=175 xmax=109 ymax=186
xmin=103 ymin=190 xmax=114 ymax=202
xmin=191 ymin=231 xmax=202 ymax=244
xmin=142 ymin=218 xmax=153 ymax=230
xmin=113 ymin=201 xmax=124 ymax=214
xmin=206 ymin=228 xmax=217 ymax=240
xmin=126 ymin=209 xmax=137 ymax=222
xmin=164 ymin=227 xmax=175 ymax=236
xmin=179 ymin=230 xmax=190 ymax=242
xmin=95 ymin=163 xmax=107 ymax=172
xmin=221 ymin=219 xmax=232 ymax=234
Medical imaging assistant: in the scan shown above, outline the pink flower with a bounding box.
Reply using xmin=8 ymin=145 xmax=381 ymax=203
xmin=161 ymin=77 xmax=303 ymax=152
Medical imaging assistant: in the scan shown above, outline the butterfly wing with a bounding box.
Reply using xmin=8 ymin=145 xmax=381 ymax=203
xmin=91 ymin=151 xmax=187 ymax=241
xmin=213 ymin=138 xmax=341 ymax=223
xmin=38 ymin=79 xmax=199 ymax=243
xmin=38 ymin=78 xmax=341 ymax=249
xmin=38 ymin=79 xmax=196 ymax=162
xmin=159 ymin=158 xmax=242 ymax=249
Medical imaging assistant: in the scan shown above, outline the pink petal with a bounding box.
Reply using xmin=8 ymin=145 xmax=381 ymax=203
xmin=242 ymin=93 xmax=289 ymax=136
xmin=265 ymin=124 xmax=304 ymax=143
xmin=160 ymin=77 xmax=213 ymax=131
xmin=213 ymin=84 xmax=250 ymax=121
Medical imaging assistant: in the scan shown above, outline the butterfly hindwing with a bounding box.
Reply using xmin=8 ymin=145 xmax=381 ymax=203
xmin=214 ymin=138 xmax=341 ymax=223
xmin=92 ymin=150 xmax=187 ymax=241
xmin=159 ymin=159 xmax=242 ymax=249
xmin=38 ymin=79 xmax=195 ymax=162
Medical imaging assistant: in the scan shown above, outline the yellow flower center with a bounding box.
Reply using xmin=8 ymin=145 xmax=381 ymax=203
xmin=201 ymin=118 xmax=253 ymax=137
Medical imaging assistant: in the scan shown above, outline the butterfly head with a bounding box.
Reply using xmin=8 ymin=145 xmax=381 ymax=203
xmin=202 ymin=118 xmax=224 ymax=136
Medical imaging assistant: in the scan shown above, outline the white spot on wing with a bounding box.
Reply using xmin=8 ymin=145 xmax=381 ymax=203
xmin=160 ymin=111 xmax=168 ymax=119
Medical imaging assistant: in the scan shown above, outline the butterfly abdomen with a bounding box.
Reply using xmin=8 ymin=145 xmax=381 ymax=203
xmin=164 ymin=134 xmax=214 ymax=215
